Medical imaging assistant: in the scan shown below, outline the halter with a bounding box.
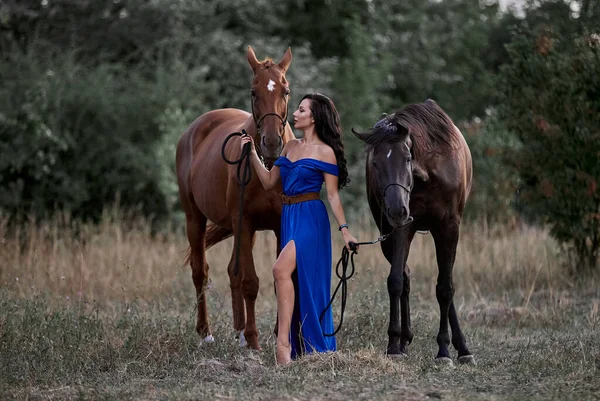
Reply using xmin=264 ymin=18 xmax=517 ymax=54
xmin=251 ymin=97 xmax=288 ymax=136
xmin=255 ymin=111 xmax=288 ymax=135
xmin=383 ymin=182 xmax=413 ymax=197
xmin=374 ymin=165 xmax=415 ymax=231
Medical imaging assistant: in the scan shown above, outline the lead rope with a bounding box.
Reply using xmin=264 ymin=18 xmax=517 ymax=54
xmin=221 ymin=129 xmax=252 ymax=277
xmin=319 ymin=230 xmax=394 ymax=337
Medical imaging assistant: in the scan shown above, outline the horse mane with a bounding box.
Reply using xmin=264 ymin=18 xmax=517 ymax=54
xmin=355 ymin=99 xmax=459 ymax=161
xmin=394 ymin=99 xmax=458 ymax=160
xmin=260 ymin=59 xmax=275 ymax=68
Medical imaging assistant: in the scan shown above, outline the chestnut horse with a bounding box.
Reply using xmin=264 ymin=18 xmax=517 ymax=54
xmin=176 ymin=46 xmax=295 ymax=350
xmin=354 ymin=99 xmax=475 ymax=365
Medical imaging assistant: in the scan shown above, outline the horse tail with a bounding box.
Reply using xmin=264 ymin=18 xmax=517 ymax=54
xmin=205 ymin=223 xmax=233 ymax=250
xmin=182 ymin=224 xmax=233 ymax=268
xmin=183 ymin=247 xmax=192 ymax=268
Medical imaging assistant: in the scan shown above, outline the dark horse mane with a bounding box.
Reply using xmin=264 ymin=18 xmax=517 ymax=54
xmin=355 ymin=99 xmax=459 ymax=162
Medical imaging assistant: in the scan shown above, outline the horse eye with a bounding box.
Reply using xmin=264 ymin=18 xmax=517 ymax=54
xmin=285 ymin=89 xmax=290 ymax=96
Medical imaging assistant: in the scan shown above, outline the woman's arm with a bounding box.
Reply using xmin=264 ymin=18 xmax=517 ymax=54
xmin=322 ymin=148 xmax=359 ymax=250
xmin=324 ymin=174 xmax=358 ymax=250
xmin=240 ymin=134 xmax=282 ymax=190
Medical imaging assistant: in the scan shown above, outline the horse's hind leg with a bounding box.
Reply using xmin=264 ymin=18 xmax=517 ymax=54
xmin=186 ymin=213 xmax=212 ymax=343
xmin=432 ymin=220 xmax=472 ymax=364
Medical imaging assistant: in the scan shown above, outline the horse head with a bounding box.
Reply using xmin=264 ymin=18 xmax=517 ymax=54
xmin=246 ymin=46 xmax=292 ymax=161
xmin=354 ymin=116 xmax=427 ymax=228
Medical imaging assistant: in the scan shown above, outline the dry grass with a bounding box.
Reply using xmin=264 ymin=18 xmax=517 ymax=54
xmin=1 ymin=209 xmax=599 ymax=400
xmin=0 ymin=210 xmax=568 ymax=310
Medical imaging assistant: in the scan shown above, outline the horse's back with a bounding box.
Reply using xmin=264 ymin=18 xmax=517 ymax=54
xmin=442 ymin=124 xmax=472 ymax=210
xmin=412 ymin=116 xmax=473 ymax=221
xmin=455 ymin=125 xmax=473 ymax=200
xmin=178 ymin=108 xmax=249 ymax=154
xmin=176 ymin=108 xmax=250 ymax=220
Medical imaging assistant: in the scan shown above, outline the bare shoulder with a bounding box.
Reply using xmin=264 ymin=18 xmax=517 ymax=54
xmin=318 ymin=144 xmax=337 ymax=164
xmin=281 ymin=139 xmax=301 ymax=156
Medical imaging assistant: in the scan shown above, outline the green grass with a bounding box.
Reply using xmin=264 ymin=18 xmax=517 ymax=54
xmin=1 ymin=286 xmax=599 ymax=400
xmin=1 ymin=215 xmax=599 ymax=400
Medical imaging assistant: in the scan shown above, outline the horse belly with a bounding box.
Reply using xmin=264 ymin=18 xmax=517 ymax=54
xmin=191 ymin=162 xmax=231 ymax=227
xmin=246 ymin=189 xmax=282 ymax=231
xmin=191 ymin=136 xmax=239 ymax=225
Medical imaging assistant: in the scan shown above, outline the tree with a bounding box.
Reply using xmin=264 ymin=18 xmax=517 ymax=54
xmin=497 ymin=25 xmax=600 ymax=270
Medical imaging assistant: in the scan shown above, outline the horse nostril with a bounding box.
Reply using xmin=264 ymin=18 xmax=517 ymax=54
xmin=400 ymin=206 xmax=408 ymax=218
xmin=388 ymin=206 xmax=409 ymax=220
xmin=261 ymin=136 xmax=266 ymax=147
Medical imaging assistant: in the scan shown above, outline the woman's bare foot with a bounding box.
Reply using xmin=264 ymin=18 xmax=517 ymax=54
xmin=276 ymin=342 xmax=292 ymax=365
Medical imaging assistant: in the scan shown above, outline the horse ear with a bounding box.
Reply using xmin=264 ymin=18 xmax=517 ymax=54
xmin=247 ymin=45 xmax=260 ymax=71
xmin=278 ymin=47 xmax=292 ymax=73
xmin=351 ymin=127 xmax=369 ymax=143
xmin=413 ymin=162 xmax=429 ymax=182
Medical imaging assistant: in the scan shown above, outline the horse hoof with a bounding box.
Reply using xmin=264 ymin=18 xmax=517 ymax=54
xmin=202 ymin=335 xmax=215 ymax=344
xmin=434 ymin=357 xmax=453 ymax=366
xmin=458 ymin=355 xmax=476 ymax=365
xmin=238 ymin=331 xmax=248 ymax=348
xmin=246 ymin=336 xmax=261 ymax=350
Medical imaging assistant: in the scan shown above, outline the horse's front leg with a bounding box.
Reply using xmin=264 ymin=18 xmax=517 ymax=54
xmin=384 ymin=231 xmax=412 ymax=356
xmin=233 ymin=220 xmax=261 ymax=350
xmin=399 ymin=228 xmax=416 ymax=354
xmin=227 ymin=244 xmax=250 ymax=347
xmin=431 ymin=220 xmax=462 ymax=364
xmin=449 ymin=300 xmax=474 ymax=364
xmin=399 ymin=263 xmax=414 ymax=354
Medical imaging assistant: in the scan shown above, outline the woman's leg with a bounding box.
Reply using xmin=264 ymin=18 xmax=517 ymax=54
xmin=273 ymin=240 xmax=297 ymax=365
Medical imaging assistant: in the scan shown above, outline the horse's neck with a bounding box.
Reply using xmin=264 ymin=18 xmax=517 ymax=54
xmin=241 ymin=117 xmax=258 ymax=139
xmin=282 ymin=125 xmax=296 ymax=144
xmin=240 ymin=117 xmax=274 ymax=168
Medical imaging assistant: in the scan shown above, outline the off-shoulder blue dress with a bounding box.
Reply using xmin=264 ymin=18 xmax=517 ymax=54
xmin=273 ymin=156 xmax=338 ymax=359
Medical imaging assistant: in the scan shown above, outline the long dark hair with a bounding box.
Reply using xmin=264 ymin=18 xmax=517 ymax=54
xmin=302 ymin=93 xmax=349 ymax=189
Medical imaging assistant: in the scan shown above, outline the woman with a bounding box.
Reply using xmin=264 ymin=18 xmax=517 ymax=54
xmin=241 ymin=93 xmax=358 ymax=365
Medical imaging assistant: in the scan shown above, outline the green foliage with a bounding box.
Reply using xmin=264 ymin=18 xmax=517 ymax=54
xmin=0 ymin=49 xmax=172 ymax=221
xmin=369 ymin=0 xmax=501 ymax=121
xmin=0 ymin=0 xmax=176 ymax=64
xmin=497 ymin=26 xmax=600 ymax=270
xmin=462 ymin=117 xmax=522 ymax=223
xmin=2 ymin=0 xmax=597 ymax=258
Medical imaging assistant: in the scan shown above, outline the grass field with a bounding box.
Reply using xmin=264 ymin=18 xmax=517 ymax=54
xmin=1 ymin=211 xmax=599 ymax=400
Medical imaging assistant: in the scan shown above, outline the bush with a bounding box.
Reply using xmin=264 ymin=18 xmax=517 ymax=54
xmin=497 ymin=28 xmax=600 ymax=270
xmin=0 ymin=49 xmax=169 ymax=222
xmin=462 ymin=116 xmax=521 ymax=224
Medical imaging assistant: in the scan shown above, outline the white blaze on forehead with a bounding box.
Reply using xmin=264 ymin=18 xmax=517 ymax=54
xmin=387 ymin=149 xmax=392 ymax=158
xmin=267 ymin=79 xmax=276 ymax=91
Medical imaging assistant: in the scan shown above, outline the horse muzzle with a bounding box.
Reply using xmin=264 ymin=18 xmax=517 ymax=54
xmin=386 ymin=206 xmax=413 ymax=228
xmin=260 ymin=135 xmax=283 ymax=160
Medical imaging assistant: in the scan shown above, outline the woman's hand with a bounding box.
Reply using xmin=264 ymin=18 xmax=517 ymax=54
xmin=240 ymin=132 xmax=256 ymax=154
xmin=341 ymin=229 xmax=359 ymax=252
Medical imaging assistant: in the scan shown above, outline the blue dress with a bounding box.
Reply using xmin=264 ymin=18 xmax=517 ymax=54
xmin=273 ymin=156 xmax=338 ymax=359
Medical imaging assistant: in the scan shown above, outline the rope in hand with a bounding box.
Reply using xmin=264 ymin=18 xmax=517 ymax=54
xmin=320 ymin=231 xmax=394 ymax=337
xmin=221 ymin=129 xmax=252 ymax=277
